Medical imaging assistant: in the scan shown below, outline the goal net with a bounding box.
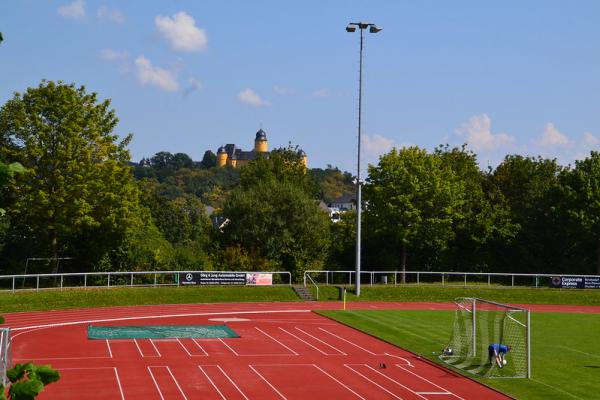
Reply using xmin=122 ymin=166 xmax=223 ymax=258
xmin=439 ymin=297 xmax=530 ymax=378
xmin=0 ymin=328 xmax=11 ymax=386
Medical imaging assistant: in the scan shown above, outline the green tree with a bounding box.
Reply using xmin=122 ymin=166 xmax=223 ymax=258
xmin=240 ymin=144 xmax=316 ymax=195
xmin=0 ymin=81 xmax=141 ymax=272
xmin=221 ymin=180 xmax=330 ymax=280
xmin=435 ymin=145 xmax=516 ymax=271
xmin=200 ymin=150 xmax=217 ymax=169
xmin=364 ymin=147 xmax=465 ymax=278
xmin=490 ymin=155 xmax=564 ymax=273
xmin=560 ymin=151 xmax=600 ymax=274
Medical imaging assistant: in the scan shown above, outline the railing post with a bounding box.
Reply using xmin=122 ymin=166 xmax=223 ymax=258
xmin=511 ymin=275 xmax=514 ymax=287
xmin=84 ymin=274 xmax=87 ymax=288
xmin=303 ymin=272 xmax=307 ymax=287
xmin=108 ymin=273 xmax=111 ymax=287
xmin=464 ymin=273 xmax=467 ymax=287
xmin=417 ymin=272 xmax=420 ymax=285
xmin=60 ymin=275 xmax=64 ymax=290
xmin=36 ymin=275 xmax=39 ymax=291
xmin=488 ymin=274 xmax=490 ymax=286
xmin=130 ymin=273 xmax=134 ymax=286
xmin=12 ymin=277 xmax=15 ymax=293
xmin=326 ymin=272 xmax=329 ymax=285
xmin=394 ymin=271 xmax=397 ymax=286
xmin=442 ymin=273 xmax=445 ymax=286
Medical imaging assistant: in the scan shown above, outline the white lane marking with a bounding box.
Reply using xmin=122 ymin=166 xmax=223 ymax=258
xmin=12 ymin=309 xmax=313 ymax=331
xmin=294 ymin=327 xmax=346 ymax=355
xmin=255 ymin=327 xmax=298 ymax=355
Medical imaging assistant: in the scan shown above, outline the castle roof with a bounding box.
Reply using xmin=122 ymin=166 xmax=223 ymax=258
xmin=255 ymin=129 xmax=267 ymax=141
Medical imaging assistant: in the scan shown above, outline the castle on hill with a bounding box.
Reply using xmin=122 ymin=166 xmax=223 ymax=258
xmin=216 ymin=129 xmax=307 ymax=168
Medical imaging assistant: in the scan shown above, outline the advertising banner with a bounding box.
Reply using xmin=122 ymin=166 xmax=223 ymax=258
xmin=549 ymin=276 xmax=600 ymax=289
xmin=179 ymin=272 xmax=273 ymax=286
xmin=245 ymin=273 xmax=273 ymax=286
xmin=179 ymin=272 xmax=246 ymax=285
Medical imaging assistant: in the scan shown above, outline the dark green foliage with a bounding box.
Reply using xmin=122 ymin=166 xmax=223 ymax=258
xmin=1 ymin=362 xmax=60 ymax=400
xmin=308 ymin=165 xmax=355 ymax=203
xmin=220 ymin=148 xmax=330 ymax=280
xmin=490 ymin=155 xmax=565 ymax=273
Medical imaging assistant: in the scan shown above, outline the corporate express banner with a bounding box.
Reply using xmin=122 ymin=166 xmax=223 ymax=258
xmin=549 ymin=276 xmax=600 ymax=289
xmin=179 ymin=272 xmax=273 ymax=286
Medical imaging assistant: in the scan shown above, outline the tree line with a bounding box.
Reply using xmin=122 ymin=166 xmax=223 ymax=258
xmin=1 ymin=81 xmax=599 ymax=280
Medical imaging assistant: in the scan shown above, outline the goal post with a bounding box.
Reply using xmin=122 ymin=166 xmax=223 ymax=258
xmin=0 ymin=328 xmax=11 ymax=386
xmin=440 ymin=297 xmax=531 ymax=379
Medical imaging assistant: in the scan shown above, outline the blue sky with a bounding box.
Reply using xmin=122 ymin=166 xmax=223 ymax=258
xmin=2 ymin=1 xmax=599 ymax=173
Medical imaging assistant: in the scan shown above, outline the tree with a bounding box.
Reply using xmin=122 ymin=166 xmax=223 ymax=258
xmin=0 ymin=81 xmax=141 ymax=272
xmin=240 ymin=144 xmax=316 ymax=196
xmin=200 ymin=150 xmax=216 ymax=169
xmin=560 ymin=152 xmax=600 ymax=274
xmin=490 ymin=155 xmax=564 ymax=273
xmin=435 ymin=145 xmax=516 ymax=271
xmin=364 ymin=147 xmax=465 ymax=279
xmin=220 ymin=180 xmax=330 ymax=280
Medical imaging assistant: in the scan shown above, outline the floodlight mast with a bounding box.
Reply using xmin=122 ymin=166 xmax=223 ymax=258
xmin=346 ymin=22 xmax=381 ymax=296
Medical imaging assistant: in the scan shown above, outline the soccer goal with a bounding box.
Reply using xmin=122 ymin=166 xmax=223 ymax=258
xmin=439 ymin=297 xmax=531 ymax=378
xmin=0 ymin=328 xmax=11 ymax=386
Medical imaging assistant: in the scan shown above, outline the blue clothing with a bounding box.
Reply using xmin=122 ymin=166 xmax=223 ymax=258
xmin=488 ymin=344 xmax=509 ymax=354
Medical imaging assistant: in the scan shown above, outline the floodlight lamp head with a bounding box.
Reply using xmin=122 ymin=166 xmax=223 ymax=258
xmin=346 ymin=25 xmax=356 ymax=32
xmin=358 ymin=22 xmax=370 ymax=30
xmin=369 ymin=25 xmax=382 ymax=33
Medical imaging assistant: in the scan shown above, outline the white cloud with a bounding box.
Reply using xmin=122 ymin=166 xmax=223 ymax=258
xmin=537 ymin=122 xmax=571 ymax=147
xmin=455 ymin=114 xmax=514 ymax=151
xmin=134 ymin=56 xmax=179 ymax=92
xmin=583 ymin=132 xmax=600 ymax=146
xmin=99 ymin=48 xmax=128 ymax=62
xmin=97 ymin=6 xmax=125 ymax=24
xmin=58 ymin=0 xmax=85 ymax=20
xmin=237 ymin=88 xmax=271 ymax=107
xmin=155 ymin=11 xmax=207 ymax=52
xmin=362 ymin=134 xmax=395 ymax=156
xmin=312 ymin=88 xmax=331 ymax=98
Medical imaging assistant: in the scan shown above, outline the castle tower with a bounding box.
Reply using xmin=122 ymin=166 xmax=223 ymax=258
xmin=254 ymin=129 xmax=268 ymax=153
xmin=216 ymin=145 xmax=228 ymax=167
xmin=298 ymin=149 xmax=308 ymax=168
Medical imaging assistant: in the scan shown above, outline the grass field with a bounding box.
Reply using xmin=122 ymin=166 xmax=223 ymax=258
xmin=319 ymin=309 xmax=600 ymax=400
xmin=2 ymin=284 xmax=600 ymax=313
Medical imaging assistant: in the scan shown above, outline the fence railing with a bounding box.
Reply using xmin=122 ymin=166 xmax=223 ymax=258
xmin=0 ymin=270 xmax=292 ymax=292
xmin=303 ymin=270 xmax=598 ymax=288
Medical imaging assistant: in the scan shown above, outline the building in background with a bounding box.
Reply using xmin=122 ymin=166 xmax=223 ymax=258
xmin=216 ymin=129 xmax=307 ymax=168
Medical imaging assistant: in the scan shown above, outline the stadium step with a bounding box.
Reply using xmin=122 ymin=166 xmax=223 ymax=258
xmin=293 ymin=286 xmax=315 ymax=301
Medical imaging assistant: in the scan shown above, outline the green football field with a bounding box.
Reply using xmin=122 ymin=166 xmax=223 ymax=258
xmin=319 ymin=309 xmax=600 ymax=400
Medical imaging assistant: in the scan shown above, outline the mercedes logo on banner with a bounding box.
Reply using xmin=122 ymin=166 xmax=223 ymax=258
xmin=186 ymin=273 xmax=193 ymax=281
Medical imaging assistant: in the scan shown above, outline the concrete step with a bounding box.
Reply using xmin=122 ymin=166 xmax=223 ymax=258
xmin=293 ymin=286 xmax=315 ymax=301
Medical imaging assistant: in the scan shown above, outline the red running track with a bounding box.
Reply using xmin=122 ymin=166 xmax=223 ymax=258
xmin=3 ymin=301 xmax=598 ymax=399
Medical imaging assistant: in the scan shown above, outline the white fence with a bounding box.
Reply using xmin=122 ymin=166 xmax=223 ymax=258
xmin=0 ymin=270 xmax=292 ymax=292
xmin=303 ymin=270 xmax=598 ymax=288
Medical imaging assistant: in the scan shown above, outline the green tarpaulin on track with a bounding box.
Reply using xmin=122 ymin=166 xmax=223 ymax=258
xmin=88 ymin=325 xmax=239 ymax=339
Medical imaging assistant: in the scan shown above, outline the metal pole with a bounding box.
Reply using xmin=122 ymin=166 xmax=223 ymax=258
xmin=527 ymin=310 xmax=531 ymax=378
xmin=472 ymin=298 xmax=477 ymax=357
xmin=355 ymin=27 xmax=364 ymax=297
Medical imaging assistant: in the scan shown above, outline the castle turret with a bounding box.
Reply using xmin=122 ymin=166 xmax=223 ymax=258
xmin=298 ymin=149 xmax=308 ymax=168
xmin=216 ymin=145 xmax=228 ymax=167
xmin=254 ymin=129 xmax=268 ymax=153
